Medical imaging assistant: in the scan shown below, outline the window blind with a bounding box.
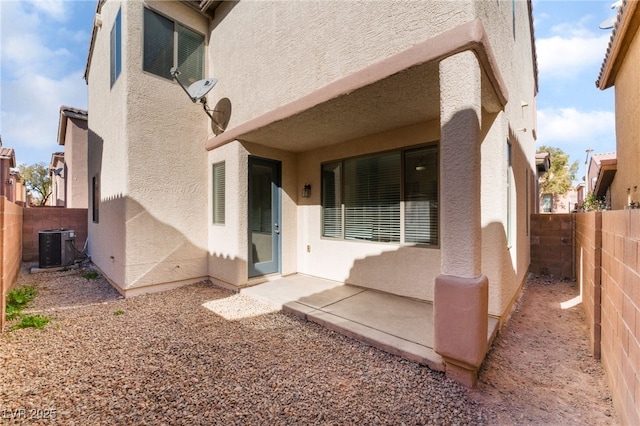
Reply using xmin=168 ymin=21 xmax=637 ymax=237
xmin=404 ymin=146 xmax=438 ymax=244
xmin=321 ymin=146 xmax=438 ymax=245
xmin=212 ymin=162 xmax=225 ymax=224
xmin=143 ymin=9 xmax=174 ymax=79
xmin=344 ymin=151 xmax=400 ymax=243
xmin=177 ymin=24 xmax=204 ymax=85
xmin=322 ymin=162 xmax=342 ymax=238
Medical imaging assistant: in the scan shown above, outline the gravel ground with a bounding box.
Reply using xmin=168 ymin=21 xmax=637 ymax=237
xmin=1 ymin=264 xmax=618 ymax=425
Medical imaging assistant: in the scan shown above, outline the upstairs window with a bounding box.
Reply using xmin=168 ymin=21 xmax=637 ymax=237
xmin=143 ymin=8 xmax=204 ymax=84
xmin=110 ymin=8 xmax=122 ymax=87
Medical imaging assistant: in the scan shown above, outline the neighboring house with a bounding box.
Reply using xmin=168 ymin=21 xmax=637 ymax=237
xmin=540 ymin=189 xmax=579 ymax=214
xmin=536 ymin=151 xmax=578 ymax=213
xmin=596 ymin=0 xmax=640 ymax=210
xmin=0 ymin=146 xmax=17 ymax=203
xmin=535 ymin=152 xmax=550 ymax=213
xmin=49 ymin=107 xmax=89 ymax=208
xmin=49 ymin=152 xmax=65 ymax=206
xmin=84 ymin=0 xmax=538 ymax=385
xmin=587 ymin=152 xmax=617 ymax=209
xmin=575 ymin=182 xmax=586 ymax=210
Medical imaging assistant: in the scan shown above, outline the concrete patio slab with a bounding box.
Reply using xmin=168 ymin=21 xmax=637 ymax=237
xmin=242 ymin=274 xmax=498 ymax=373
xmin=240 ymin=275 xmax=345 ymax=308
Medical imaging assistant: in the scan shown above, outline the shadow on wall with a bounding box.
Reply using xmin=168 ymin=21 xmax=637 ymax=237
xmin=90 ymin=194 xmax=212 ymax=294
xmin=344 ymin=221 xmax=519 ymax=319
xmin=88 ymin=128 xmax=247 ymax=293
xmin=343 ymin=113 xmax=533 ymax=320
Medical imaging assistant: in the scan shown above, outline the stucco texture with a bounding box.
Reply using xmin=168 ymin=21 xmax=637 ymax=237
xmin=610 ymin=23 xmax=640 ymax=209
xmin=88 ymin=0 xmax=211 ymax=293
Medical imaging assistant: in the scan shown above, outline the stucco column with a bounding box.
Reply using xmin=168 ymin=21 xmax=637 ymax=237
xmin=434 ymin=51 xmax=488 ymax=387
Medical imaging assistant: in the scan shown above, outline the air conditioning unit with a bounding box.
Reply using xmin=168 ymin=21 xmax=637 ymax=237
xmin=38 ymin=229 xmax=75 ymax=268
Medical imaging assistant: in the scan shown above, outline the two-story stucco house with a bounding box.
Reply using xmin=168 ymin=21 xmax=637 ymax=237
xmin=84 ymin=0 xmax=538 ymax=385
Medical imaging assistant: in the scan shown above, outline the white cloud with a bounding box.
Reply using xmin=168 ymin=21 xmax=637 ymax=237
xmin=1 ymin=2 xmax=74 ymax=77
xmin=537 ymin=108 xmax=615 ymax=145
xmin=0 ymin=1 xmax=89 ymax=165
xmin=537 ymin=33 xmax=610 ymax=78
xmin=28 ymin=0 xmax=68 ymax=22
xmin=1 ymin=71 xmax=87 ymax=151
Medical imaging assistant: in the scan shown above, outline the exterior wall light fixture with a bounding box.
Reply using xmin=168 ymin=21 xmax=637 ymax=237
xmin=302 ymin=183 xmax=311 ymax=198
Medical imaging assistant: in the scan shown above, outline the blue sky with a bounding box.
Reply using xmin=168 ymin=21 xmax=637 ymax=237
xmin=0 ymin=0 xmax=618 ymax=183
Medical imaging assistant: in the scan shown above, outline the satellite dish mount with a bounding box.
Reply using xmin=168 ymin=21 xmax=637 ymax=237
xmin=170 ymin=67 xmax=225 ymax=133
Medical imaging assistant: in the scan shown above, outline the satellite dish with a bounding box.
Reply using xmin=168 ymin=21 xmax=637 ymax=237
xmin=211 ymin=98 xmax=232 ymax=136
xmin=599 ymin=15 xmax=616 ymax=29
xmin=170 ymin=67 xmax=227 ymax=134
xmin=187 ymin=78 xmax=218 ymax=102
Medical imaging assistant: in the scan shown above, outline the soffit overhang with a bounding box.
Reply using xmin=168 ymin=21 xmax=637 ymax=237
xmin=594 ymin=159 xmax=617 ymax=198
xmin=206 ymin=19 xmax=509 ymax=153
xmin=535 ymin=152 xmax=551 ymax=173
xmin=0 ymin=148 xmax=16 ymax=168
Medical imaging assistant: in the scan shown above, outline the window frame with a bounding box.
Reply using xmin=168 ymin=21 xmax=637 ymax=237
xmin=92 ymin=175 xmax=100 ymax=223
xmin=212 ymin=162 xmax=225 ymax=225
xmin=321 ymin=143 xmax=439 ymax=247
xmin=506 ymin=140 xmax=514 ymax=247
xmin=110 ymin=8 xmax=122 ymax=88
xmin=142 ymin=7 xmax=205 ymax=84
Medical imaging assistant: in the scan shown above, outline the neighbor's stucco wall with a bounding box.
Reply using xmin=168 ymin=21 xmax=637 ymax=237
xmin=207 ymin=1 xmax=475 ymax=136
xmin=610 ymin=25 xmax=640 ymax=210
xmin=50 ymin=156 xmax=65 ymax=207
xmin=65 ymin=117 xmax=89 ymax=208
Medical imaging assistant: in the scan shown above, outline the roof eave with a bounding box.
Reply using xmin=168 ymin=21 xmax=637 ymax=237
xmin=527 ymin=0 xmax=539 ymax=95
xmin=597 ymin=0 xmax=640 ymax=90
xmin=83 ymin=0 xmax=106 ymax=84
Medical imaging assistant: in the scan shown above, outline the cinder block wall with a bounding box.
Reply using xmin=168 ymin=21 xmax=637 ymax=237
xmin=22 ymin=207 xmax=88 ymax=262
xmin=1 ymin=197 xmax=23 ymax=331
xmin=576 ymin=210 xmax=640 ymax=426
xmin=600 ymin=210 xmax=640 ymax=426
xmin=575 ymin=212 xmax=602 ymax=359
xmin=530 ymin=214 xmax=574 ymax=278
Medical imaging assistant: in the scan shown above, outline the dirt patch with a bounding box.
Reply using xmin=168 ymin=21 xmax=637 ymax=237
xmin=471 ymin=275 xmax=618 ymax=424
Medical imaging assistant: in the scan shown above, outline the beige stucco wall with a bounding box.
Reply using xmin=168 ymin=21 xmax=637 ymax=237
xmin=481 ymin=0 xmax=536 ymax=317
xmin=208 ymin=1 xmax=475 ymax=135
xmin=207 ymin=141 xmax=298 ymax=288
xmin=88 ymin=0 xmax=211 ymax=293
xmin=65 ymin=117 xmax=89 ymax=208
xmin=610 ymin=25 xmax=640 ymax=210
xmin=50 ymin=156 xmax=65 ymax=207
xmin=297 ymin=122 xmax=441 ymax=301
